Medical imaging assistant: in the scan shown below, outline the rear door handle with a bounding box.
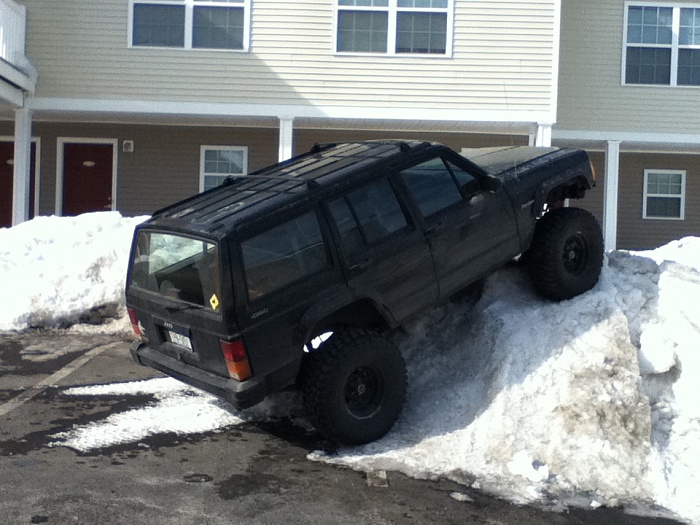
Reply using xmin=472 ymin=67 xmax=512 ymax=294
xmin=350 ymin=258 xmax=373 ymax=271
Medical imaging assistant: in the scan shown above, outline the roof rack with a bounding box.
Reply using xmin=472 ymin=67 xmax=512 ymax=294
xmin=222 ymin=174 xmax=320 ymax=190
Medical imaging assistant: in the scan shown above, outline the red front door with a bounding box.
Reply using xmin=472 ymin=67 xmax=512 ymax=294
xmin=0 ymin=142 xmax=37 ymax=228
xmin=62 ymin=143 xmax=114 ymax=216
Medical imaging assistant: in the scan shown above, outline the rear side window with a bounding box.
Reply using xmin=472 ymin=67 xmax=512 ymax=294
xmin=241 ymin=211 xmax=329 ymax=299
xmin=328 ymin=177 xmax=409 ymax=251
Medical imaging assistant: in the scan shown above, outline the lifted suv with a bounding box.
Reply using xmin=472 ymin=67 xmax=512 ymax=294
xmin=126 ymin=140 xmax=603 ymax=445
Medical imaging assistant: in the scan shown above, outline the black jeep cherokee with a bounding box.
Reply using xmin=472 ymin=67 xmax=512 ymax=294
xmin=126 ymin=140 xmax=603 ymax=445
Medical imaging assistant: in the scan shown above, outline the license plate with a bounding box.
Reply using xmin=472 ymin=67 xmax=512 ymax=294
xmin=167 ymin=330 xmax=193 ymax=351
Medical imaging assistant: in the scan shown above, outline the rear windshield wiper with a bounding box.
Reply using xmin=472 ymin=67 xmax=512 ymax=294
xmin=164 ymin=302 xmax=205 ymax=313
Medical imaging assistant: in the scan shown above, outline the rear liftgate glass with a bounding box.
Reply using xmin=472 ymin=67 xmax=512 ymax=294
xmin=127 ymin=230 xmax=252 ymax=381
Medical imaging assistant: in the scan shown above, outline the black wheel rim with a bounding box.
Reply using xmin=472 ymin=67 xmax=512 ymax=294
xmin=562 ymin=233 xmax=589 ymax=275
xmin=344 ymin=365 xmax=383 ymax=418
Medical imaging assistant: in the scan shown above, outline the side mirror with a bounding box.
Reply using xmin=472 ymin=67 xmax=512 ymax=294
xmin=484 ymin=176 xmax=502 ymax=193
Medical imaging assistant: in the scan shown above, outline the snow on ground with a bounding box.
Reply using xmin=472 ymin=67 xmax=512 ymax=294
xmin=2 ymin=213 xmax=699 ymax=523
xmin=0 ymin=212 xmax=148 ymax=332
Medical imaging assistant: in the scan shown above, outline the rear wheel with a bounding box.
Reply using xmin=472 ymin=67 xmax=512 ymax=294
xmin=300 ymin=328 xmax=407 ymax=446
xmin=526 ymin=207 xmax=604 ymax=301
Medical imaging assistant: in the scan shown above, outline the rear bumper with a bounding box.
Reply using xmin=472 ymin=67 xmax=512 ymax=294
xmin=130 ymin=341 xmax=267 ymax=410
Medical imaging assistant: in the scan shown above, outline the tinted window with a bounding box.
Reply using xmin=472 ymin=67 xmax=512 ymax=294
xmin=400 ymin=158 xmax=462 ymax=217
xmin=329 ymin=178 xmax=409 ymax=249
xmin=447 ymin=160 xmax=481 ymax=195
xmin=327 ymin=197 xmax=364 ymax=253
xmin=129 ymin=232 xmax=221 ymax=311
xmin=241 ymin=211 xmax=328 ymax=299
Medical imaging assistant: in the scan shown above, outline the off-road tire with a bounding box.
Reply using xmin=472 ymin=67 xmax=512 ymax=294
xmin=526 ymin=207 xmax=603 ymax=301
xmin=300 ymin=328 xmax=407 ymax=446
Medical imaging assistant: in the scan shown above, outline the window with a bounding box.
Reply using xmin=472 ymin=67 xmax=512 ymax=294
xmin=241 ymin=211 xmax=329 ymax=299
xmin=643 ymin=169 xmax=685 ymax=219
xmin=130 ymin=0 xmax=250 ymax=51
xmin=400 ymin=157 xmax=479 ymax=217
xmin=328 ymin=178 xmax=409 ymax=251
xmin=130 ymin=231 xmax=221 ymax=311
xmin=199 ymin=146 xmax=248 ymax=192
xmin=335 ymin=0 xmax=453 ymax=56
xmin=624 ymin=4 xmax=700 ymax=86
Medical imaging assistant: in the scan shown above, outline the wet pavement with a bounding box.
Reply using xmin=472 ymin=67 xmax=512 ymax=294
xmin=0 ymin=330 xmax=683 ymax=525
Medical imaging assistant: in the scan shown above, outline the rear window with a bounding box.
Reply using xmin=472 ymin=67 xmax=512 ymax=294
xmin=241 ymin=211 xmax=329 ymax=300
xmin=129 ymin=231 xmax=222 ymax=312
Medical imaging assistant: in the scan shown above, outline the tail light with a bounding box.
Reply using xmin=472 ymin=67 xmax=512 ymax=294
xmin=127 ymin=308 xmax=146 ymax=341
xmin=220 ymin=339 xmax=252 ymax=381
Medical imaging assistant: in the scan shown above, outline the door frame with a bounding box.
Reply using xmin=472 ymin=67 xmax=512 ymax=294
xmin=1 ymin=135 xmax=42 ymax=219
xmin=55 ymin=137 xmax=118 ymax=216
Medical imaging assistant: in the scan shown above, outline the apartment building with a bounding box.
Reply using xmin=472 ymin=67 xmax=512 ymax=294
xmin=555 ymin=0 xmax=700 ymax=249
xmin=2 ymin=0 xmax=698 ymax=249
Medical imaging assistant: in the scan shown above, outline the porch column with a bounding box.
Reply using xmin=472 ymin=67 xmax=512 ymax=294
xmin=12 ymin=108 xmax=32 ymax=226
xmin=603 ymin=140 xmax=621 ymax=252
xmin=278 ymin=117 xmax=294 ymax=162
xmin=534 ymin=123 xmax=552 ymax=147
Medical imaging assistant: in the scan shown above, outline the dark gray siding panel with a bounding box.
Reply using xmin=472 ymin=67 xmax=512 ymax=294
xmin=295 ymin=129 xmax=529 ymax=157
xmin=617 ymin=153 xmax=700 ymax=250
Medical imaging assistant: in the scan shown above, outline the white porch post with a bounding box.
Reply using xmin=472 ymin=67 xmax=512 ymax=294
xmin=603 ymin=140 xmax=621 ymax=252
xmin=12 ymin=107 xmax=32 ymax=226
xmin=534 ymin=123 xmax=552 ymax=147
xmin=278 ymin=117 xmax=294 ymax=162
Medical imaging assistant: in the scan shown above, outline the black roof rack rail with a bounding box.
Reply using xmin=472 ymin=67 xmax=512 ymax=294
xmin=222 ymin=174 xmax=320 ymax=190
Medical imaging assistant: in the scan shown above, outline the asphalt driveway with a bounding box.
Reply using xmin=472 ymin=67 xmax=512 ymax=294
xmin=0 ymin=331 xmax=682 ymax=525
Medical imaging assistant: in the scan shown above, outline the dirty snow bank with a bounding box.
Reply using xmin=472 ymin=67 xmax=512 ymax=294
xmin=0 ymin=212 xmax=148 ymax=331
xmin=313 ymin=239 xmax=700 ymax=524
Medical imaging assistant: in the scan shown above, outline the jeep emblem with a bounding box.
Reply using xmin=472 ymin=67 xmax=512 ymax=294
xmin=164 ymin=321 xmax=174 ymax=329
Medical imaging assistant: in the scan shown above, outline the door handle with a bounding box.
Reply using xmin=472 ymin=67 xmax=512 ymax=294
xmin=350 ymin=258 xmax=373 ymax=271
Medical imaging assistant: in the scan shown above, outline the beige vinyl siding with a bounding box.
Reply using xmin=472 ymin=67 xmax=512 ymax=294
xmin=25 ymin=0 xmax=558 ymax=115
xmin=557 ymin=0 xmax=700 ymax=134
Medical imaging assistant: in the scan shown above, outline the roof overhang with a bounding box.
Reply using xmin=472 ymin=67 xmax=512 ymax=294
xmin=553 ymin=129 xmax=700 ymax=155
xmin=0 ymin=97 xmax=541 ymax=137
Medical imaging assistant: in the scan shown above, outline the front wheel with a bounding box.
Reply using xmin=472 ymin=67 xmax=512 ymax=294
xmin=526 ymin=207 xmax=604 ymax=301
xmin=300 ymin=329 xmax=407 ymax=446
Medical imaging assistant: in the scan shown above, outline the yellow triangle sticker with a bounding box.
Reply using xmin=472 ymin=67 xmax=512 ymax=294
xmin=210 ymin=294 xmax=220 ymax=311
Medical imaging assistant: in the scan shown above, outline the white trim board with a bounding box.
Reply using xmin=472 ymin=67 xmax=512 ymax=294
xmin=27 ymin=97 xmax=555 ymax=125
xmin=0 ymin=135 xmax=42 ymax=219
xmin=553 ymin=129 xmax=700 ymax=145
xmin=55 ymin=138 xmax=119 ymax=216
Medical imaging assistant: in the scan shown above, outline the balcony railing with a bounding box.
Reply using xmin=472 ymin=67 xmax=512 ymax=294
xmin=0 ymin=0 xmax=26 ymax=69
xmin=0 ymin=0 xmax=36 ymax=99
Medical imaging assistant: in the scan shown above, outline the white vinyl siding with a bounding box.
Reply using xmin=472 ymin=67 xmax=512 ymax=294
xmin=25 ymin=0 xmax=558 ymax=118
xmin=643 ymin=169 xmax=686 ymax=219
xmin=557 ymin=0 xmax=700 ymax=134
xmin=199 ymin=145 xmax=248 ymax=192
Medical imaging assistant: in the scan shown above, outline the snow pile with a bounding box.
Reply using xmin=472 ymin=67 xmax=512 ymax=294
xmin=2 ymin=214 xmax=699 ymax=523
xmin=50 ymin=377 xmax=304 ymax=452
xmin=314 ymin=240 xmax=700 ymax=523
xmin=0 ymin=212 xmax=148 ymax=331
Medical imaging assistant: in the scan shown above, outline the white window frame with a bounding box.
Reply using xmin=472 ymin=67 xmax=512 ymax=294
xmin=334 ymin=0 xmax=454 ymax=57
xmin=128 ymin=0 xmax=251 ymax=52
xmin=642 ymin=169 xmax=686 ymax=220
xmin=199 ymin=145 xmax=248 ymax=192
xmin=622 ymin=2 xmax=700 ymax=86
